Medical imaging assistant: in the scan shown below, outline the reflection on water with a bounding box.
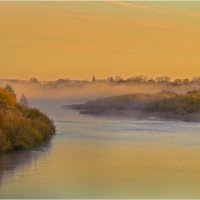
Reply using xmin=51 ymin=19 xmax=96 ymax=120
xmin=1 ymin=103 xmax=200 ymax=198
xmin=0 ymin=142 xmax=52 ymax=187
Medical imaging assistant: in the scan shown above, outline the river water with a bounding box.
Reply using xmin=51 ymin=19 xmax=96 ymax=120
xmin=1 ymin=103 xmax=200 ymax=198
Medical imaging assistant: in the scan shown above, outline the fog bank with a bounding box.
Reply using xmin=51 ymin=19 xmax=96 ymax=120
xmin=2 ymin=81 xmax=200 ymax=106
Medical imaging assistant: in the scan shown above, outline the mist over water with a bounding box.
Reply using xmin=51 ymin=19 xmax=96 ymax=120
xmin=8 ymin=81 xmax=200 ymax=105
xmin=0 ymin=101 xmax=200 ymax=198
xmin=1 ymin=83 xmax=200 ymax=198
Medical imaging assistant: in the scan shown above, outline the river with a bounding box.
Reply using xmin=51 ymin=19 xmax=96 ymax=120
xmin=1 ymin=102 xmax=200 ymax=198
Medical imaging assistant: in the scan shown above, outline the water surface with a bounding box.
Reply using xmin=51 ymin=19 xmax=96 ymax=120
xmin=1 ymin=104 xmax=200 ymax=198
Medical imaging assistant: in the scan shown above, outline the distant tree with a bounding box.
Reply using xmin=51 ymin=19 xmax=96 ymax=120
xmin=156 ymin=76 xmax=170 ymax=83
xmin=147 ymin=79 xmax=155 ymax=84
xmin=115 ymin=76 xmax=124 ymax=83
xmin=183 ymin=78 xmax=190 ymax=85
xmin=137 ymin=75 xmax=148 ymax=81
xmin=56 ymin=78 xmax=69 ymax=85
xmin=131 ymin=75 xmax=147 ymax=83
xmin=173 ymin=79 xmax=183 ymax=86
xmin=30 ymin=78 xmax=40 ymax=84
xmin=107 ymin=77 xmax=114 ymax=83
xmin=92 ymin=76 xmax=96 ymax=82
xmin=19 ymin=94 xmax=29 ymax=107
xmin=192 ymin=76 xmax=200 ymax=84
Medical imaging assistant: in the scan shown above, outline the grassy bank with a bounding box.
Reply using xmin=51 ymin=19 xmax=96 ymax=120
xmin=68 ymin=91 xmax=200 ymax=122
xmin=0 ymin=86 xmax=55 ymax=153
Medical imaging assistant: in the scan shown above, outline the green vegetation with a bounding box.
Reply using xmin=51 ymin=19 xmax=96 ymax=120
xmin=69 ymin=91 xmax=200 ymax=122
xmin=0 ymin=86 xmax=55 ymax=153
xmin=146 ymin=91 xmax=200 ymax=115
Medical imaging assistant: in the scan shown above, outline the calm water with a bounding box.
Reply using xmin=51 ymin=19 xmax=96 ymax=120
xmin=1 ymin=103 xmax=200 ymax=198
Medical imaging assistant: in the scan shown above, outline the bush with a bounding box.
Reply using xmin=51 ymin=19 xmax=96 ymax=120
xmin=0 ymin=87 xmax=55 ymax=153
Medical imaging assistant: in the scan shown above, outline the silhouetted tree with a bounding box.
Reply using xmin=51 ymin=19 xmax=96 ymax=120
xmin=183 ymin=78 xmax=190 ymax=85
xmin=131 ymin=75 xmax=147 ymax=83
xmin=30 ymin=78 xmax=39 ymax=84
xmin=19 ymin=94 xmax=29 ymax=107
xmin=115 ymin=76 xmax=125 ymax=83
xmin=147 ymin=79 xmax=155 ymax=84
xmin=173 ymin=79 xmax=183 ymax=86
xmin=55 ymin=78 xmax=69 ymax=85
xmin=156 ymin=76 xmax=170 ymax=83
xmin=92 ymin=76 xmax=96 ymax=82
xmin=192 ymin=76 xmax=200 ymax=84
xmin=107 ymin=77 xmax=114 ymax=83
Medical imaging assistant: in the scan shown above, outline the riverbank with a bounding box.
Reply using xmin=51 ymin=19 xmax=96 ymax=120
xmin=67 ymin=91 xmax=200 ymax=122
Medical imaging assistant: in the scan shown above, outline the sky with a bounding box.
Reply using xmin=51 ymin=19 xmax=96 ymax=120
xmin=1 ymin=1 xmax=200 ymax=80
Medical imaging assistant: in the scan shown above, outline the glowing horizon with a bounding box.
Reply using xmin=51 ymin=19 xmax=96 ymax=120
xmin=1 ymin=1 xmax=200 ymax=80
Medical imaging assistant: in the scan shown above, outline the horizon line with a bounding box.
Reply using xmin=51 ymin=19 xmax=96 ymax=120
xmin=1 ymin=75 xmax=200 ymax=82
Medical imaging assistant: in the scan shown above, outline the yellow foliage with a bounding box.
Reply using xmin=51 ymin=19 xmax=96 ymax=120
xmin=0 ymin=87 xmax=55 ymax=153
xmin=0 ymin=87 xmax=16 ymax=108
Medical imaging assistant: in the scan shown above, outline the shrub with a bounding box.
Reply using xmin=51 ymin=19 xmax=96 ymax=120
xmin=0 ymin=87 xmax=55 ymax=153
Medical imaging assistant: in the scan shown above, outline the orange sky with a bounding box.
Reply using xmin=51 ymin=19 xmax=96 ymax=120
xmin=1 ymin=1 xmax=200 ymax=80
